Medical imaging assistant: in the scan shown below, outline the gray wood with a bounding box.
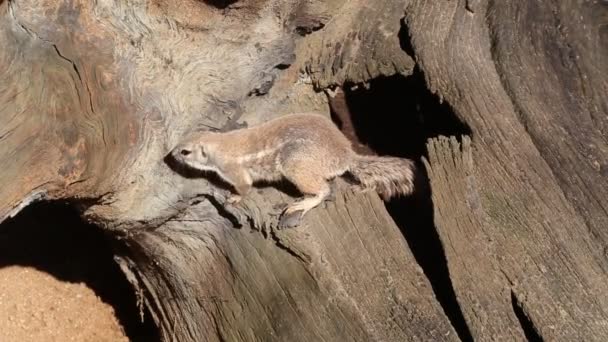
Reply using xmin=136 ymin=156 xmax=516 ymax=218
xmin=408 ymin=0 xmax=608 ymax=339
xmin=303 ymin=0 xmax=415 ymax=88
xmin=1 ymin=0 xmax=606 ymax=341
xmin=0 ymin=0 xmax=455 ymax=341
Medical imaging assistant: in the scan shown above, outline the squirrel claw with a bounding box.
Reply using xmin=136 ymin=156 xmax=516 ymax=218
xmin=226 ymin=195 xmax=242 ymax=205
xmin=324 ymin=190 xmax=336 ymax=203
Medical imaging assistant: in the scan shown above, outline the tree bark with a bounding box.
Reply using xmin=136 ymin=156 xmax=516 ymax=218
xmin=408 ymin=0 xmax=608 ymax=340
xmin=1 ymin=0 xmax=606 ymax=341
xmin=0 ymin=0 xmax=453 ymax=341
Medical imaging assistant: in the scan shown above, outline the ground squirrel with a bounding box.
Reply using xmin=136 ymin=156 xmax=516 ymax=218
xmin=171 ymin=113 xmax=415 ymax=228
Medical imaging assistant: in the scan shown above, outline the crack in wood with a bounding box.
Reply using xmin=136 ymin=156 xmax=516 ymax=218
xmin=511 ymin=290 xmax=544 ymax=342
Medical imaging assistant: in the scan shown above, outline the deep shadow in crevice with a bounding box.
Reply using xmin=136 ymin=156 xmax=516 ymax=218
xmin=398 ymin=18 xmax=415 ymax=61
xmin=0 ymin=201 xmax=160 ymax=342
xmin=341 ymin=72 xmax=471 ymax=158
xmin=337 ymin=70 xmax=473 ymax=342
xmin=511 ymin=291 xmax=543 ymax=342
xmin=201 ymin=0 xmax=239 ymax=9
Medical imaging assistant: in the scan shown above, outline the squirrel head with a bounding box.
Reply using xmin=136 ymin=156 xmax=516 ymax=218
xmin=171 ymin=132 xmax=215 ymax=172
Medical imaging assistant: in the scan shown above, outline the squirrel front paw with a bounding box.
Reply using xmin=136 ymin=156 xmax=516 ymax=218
xmin=226 ymin=194 xmax=242 ymax=205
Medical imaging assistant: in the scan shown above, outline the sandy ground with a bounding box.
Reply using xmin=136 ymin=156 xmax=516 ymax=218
xmin=0 ymin=266 xmax=129 ymax=342
xmin=0 ymin=201 xmax=158 ymax=342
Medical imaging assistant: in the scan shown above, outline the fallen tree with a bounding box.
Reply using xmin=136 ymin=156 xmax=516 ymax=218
xmin=0 ymin=0 xmax=606 ymax=341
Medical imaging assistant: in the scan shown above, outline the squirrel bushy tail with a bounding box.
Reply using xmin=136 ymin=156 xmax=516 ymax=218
xmin=349 ymin=155 xmax=415 ymax=199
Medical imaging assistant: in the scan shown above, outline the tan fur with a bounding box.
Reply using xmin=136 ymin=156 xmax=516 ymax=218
xmin=171 ymin=113 xmax=415 ymax=225
xmin=350 ymin=155 xmax=415 ymax=200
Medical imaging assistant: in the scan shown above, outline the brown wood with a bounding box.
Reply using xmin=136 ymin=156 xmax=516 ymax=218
xmin=0 ymin=1 xmax=453 ymax=341
xmin=1 ymin=0 xmax=606 ymax=341
xmin=408 ymin=0 xmax=608 ymax=340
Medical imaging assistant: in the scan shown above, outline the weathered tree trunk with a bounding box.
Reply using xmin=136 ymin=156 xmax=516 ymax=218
xmin=0 ymin=0 xmax=606 ymax=341
xmin=406 ymin=1 xmax=608 ymax=339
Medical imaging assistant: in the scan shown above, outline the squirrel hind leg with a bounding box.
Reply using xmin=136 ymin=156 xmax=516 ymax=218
xmin=279 ymin=181 xmax=330 ymax=228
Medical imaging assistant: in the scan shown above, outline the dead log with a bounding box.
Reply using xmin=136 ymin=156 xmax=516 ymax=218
xmin=407 ymin=0 xmax=608 ymax=340
xmin=0 ymin=0 xmax=606 ymax=341
xmin=0 ymin=0 xmax=454 ymax=341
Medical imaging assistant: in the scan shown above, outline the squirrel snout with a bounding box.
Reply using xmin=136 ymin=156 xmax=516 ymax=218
xmin=171 ymin=145 xmax=191 ymax=157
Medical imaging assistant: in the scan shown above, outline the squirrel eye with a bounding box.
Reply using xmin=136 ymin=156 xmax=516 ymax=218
xmin=200 ymin=148 xmax=207 ymax=158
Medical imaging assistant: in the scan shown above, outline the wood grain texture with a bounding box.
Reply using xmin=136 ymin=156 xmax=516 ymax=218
xmin=425 ymin=137 xmax=528 ymax=341
xmin=407 ymin=0 xmax=608 ymax=339
xmin=118 ymin=184 xmax=457 ymax=341
xmin=303 ymin=0 xmax=415 ymax=88
xmin=2 ymin=0 xmax=607 ymax=340
xmin=0 ymin=0 xmax=136 ymax=219
xmin=0 ymin=0 xmax=457 ymax=341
